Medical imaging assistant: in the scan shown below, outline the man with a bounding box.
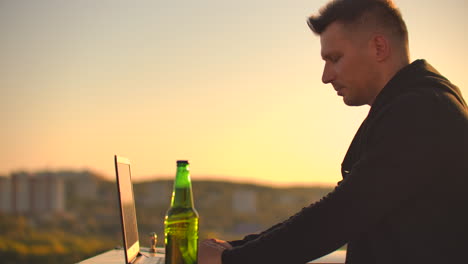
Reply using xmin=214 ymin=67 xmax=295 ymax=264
xmin=199 ymin=0 xmax=468 ymax=263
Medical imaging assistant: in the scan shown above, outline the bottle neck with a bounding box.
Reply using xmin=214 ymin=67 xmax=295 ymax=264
xmin=170 ymin=164 xmax=195 ymax=208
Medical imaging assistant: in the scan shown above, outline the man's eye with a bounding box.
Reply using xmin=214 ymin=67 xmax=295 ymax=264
xmin=330 ymin=56 xmax=340 ymax=63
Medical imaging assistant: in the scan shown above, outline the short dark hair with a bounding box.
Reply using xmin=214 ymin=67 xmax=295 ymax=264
xmin=307 ymin=0 xmax=408 ymax=44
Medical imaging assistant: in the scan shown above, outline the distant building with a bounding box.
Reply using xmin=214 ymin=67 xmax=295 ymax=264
xmin=75 ymin=173 xmax=98 ymax=200
xmin=0 ymin=176 xmax=12 ymax=213
xmin=31 ymin=176 xmax=48 ymax=212
xmin=278 ymin=193 xmax=299 ymax=206
xmin=47 ymin=175 xmax=65 ymax=212
xmin=199 ymin=190 xmax=223 ymax=208
xmin=232 ymin=189 xmax=257 ymax=214
xmin=138 ymin=181 xmax=171 ymax=207
xmin=12 ymin=172 xmax=30 ymax=213
xmin=0 ymin=172 xmax=65 ymax=215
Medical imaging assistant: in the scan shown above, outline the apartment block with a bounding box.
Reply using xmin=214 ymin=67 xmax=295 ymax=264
xmin=0 ymin=173 xmax=65 ymax=215
xmin=232 ymin=189 xmax=257 ymax=214
xmin=0 ymin=176 xmax=12 ymax=213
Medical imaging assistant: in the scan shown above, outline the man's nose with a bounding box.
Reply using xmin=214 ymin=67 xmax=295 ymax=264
xmin=322 ymin=63 xmax=335 ymax=84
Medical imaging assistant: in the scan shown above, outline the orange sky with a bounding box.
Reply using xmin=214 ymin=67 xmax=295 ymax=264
xmin=1 ymin=0 xmax=467 ymax=186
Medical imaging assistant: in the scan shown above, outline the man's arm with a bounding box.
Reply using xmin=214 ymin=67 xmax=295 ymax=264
xmin=221 ymin=94 xmax=443 ymax=264
xmin=227 ymin=222 xmax=284 ymax=247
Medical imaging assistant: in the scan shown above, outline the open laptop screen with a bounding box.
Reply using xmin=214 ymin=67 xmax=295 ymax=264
xmin=115 ymin=155 xmax=140 ymax=263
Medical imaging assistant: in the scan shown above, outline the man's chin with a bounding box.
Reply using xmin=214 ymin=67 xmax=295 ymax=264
xmin=343 ymin=97 xmax=366 ymax=106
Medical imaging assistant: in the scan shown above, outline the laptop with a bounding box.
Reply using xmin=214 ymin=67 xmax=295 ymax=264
xmin=114 ymin=155 xmax=165 ymax=264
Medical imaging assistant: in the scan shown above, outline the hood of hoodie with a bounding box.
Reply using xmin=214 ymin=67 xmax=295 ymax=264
xmin=370 ymin=59 xmax=466 ymax=118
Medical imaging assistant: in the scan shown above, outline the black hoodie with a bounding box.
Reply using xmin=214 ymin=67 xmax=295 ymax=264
xmin=222 ymin=60 xmax=468 ymax=264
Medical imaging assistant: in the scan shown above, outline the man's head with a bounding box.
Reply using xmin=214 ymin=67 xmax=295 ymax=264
xmin=308 ymin=0 xmax=410 ymax=106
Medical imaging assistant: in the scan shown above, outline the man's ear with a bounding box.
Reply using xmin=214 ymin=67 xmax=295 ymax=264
xmin=372 ymin=34 xmax=390 ymax=62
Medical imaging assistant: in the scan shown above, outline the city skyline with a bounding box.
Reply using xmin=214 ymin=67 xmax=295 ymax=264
xmin=2 ymin=0 xmax=467 ymax=186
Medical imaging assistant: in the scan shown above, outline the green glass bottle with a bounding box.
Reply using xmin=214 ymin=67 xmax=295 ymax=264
xmin=164 ymin=160 xmax=199 ymax=264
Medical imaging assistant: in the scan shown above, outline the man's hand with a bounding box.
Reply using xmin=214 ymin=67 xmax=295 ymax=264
xmin=198 ymin=239 xmax=232 ymax=264
xmin=208 ymin=239 xmax=233 ymax=250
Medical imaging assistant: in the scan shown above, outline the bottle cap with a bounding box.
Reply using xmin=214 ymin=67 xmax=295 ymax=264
xmin=177 ymin=160 xmax=189 ymax=165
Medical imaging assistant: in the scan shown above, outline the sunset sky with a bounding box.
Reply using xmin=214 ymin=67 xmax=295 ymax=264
xmin=1 ymin=0 xmax=467 ymax=186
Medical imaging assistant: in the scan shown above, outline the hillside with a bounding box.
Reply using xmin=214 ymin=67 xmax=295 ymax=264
xmin=0 ymin=170 xmax=334 ymax=263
